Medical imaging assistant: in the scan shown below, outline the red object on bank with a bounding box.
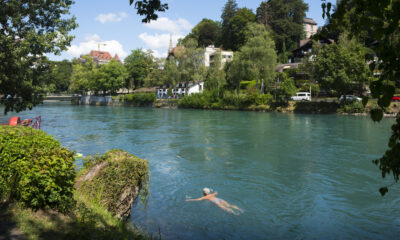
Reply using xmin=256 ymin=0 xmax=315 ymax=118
xmin=4 ymin=116 xmax=41 ymax=129
xmin=391 ymin=96 xmax=400 ymax=102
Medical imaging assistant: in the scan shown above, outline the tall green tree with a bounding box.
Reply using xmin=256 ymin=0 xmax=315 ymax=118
xmin=229 ymin=8 xmax=256 ymax=51
xmin=238 ymin=23 xmax=277 ymax=93
xmin=310 ymin=36 xmax=373 ymax=97
xmin=226 ymin=52 xmax=247 ymax=93
xmin=218 ymin=0 xmax=239 ymax=50
xmin=70 ymin=56 xmax=97 ymax=94
xmin=205 ymin=51 xmax=226 ymax=96
xmin=256 ymin=0 xmax=308 ymax=55
xmin=175 ymin=39 xmax=207 ymax=85
xmin=124 ymin=49 xmax=152 ymax=90
xmin=277 ymin=72 xmax=297 ymax=102
xmin=187 ymin=19 xmax=222 ymax=48
xmin=0 ymin=0 xmax=77 ymax=114
xmin=49 ymin=60 xmax=73 ymax=93
xmin=97 ymin=60 xmax=128 ymax=95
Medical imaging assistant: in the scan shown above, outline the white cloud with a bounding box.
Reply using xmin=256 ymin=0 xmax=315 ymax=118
xmin=67 ymin=35 xmax=128 ymax=59
xmin=139 ymin=33 xmax=183 ymax=49
xmin=144 ymin=17 xmax=193 ymax=34
xmin=84 ymin=34 xmax=101 ymax=42
xmin=95 ymin=12 xmax=128 ymax=24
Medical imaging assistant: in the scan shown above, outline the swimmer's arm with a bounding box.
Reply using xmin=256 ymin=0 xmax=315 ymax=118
xmin=186 ymin=196 xmax=206 ymax=202
xmin=210 ymin=191 xmax=218 ymax=197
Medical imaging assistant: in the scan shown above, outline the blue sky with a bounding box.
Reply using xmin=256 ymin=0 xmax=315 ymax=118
xmin=51 ymin=0 xmax=326 ymax=61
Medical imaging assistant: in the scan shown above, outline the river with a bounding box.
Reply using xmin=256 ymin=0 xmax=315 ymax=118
xmin=4 ymin=103 xmax=400 ymax=239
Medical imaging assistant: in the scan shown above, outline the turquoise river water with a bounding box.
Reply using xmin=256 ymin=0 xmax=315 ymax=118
xmin=3 ymin=103 xmax=400 ymax=239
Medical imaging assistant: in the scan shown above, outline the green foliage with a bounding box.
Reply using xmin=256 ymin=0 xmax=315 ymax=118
xmin=237 ymin=23 xmax=277 ymax=93
xmin=48 ymin=60 xmax=73 ymax=93
xmin=70 ymin=59 xmax=128 ymax=95
xmin=124 ymin=49 xmax=153 ymax=90
xmin=257 ymin=0 xmax=308 ymax=54
xmin=309 ymin=37 xmax=372 ymax=97
xmin=80 ymin=149 xmax=149 ymax=210
xmin=185 ymin=19 xmax=222 ymax=47
xmin=229 ymin=8 xmax=256 ymax=51
xmin=129 ymin=0 xmax=168 ymax=23
xmin=373 ymin=115 xmax=400 ymax=195
xmin=337 ymin=101 xmax=365 ymax=114
xmin=97 ymin=60 xmax=128 ymax=95
xmin=122 ymin=93 xmax=156 ymax=106
xmin=205 ymin=50 xmax=226 ymax=96
xmin=178 ymin=91 xmax=273 ymax=110
xmin=219 ymin=0 xmax=239 ymax=50
xmin=277 ymin=73 xmax=297 ymax=102
xmin=0 ymin=126 xmax=76 ymax=213
xmin=0 ymin=0 xmax=77 ymax=114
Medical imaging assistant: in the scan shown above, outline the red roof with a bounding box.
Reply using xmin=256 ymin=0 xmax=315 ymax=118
xmin=89 ymin=50 xmax=119 ymax=61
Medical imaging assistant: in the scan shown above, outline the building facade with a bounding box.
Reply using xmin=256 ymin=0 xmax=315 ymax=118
xmin=303 ymin=18 xmax=317 ymax=39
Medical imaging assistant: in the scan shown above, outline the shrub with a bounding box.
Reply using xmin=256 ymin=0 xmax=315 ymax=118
xmin=123 ymin=93 xmax=156 ymax=106
xmin=255 ymin=93 xmax=273 ymax=105
xmin=338 ymin=101 xmax=365 ymax=113
xmin=178 ymin=93 xmax=206 ymax=109
xmin=0 ymin=126 xmax=76 ymax=213
xmin=79 ymin=149 xmax=149 ymax=214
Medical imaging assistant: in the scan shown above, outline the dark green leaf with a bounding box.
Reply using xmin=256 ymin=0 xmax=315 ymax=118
xmin=379 ymin=187 xmax=388 ymax=196
xmin=370 ymin=108 xmax=383 ymax=122
xmin=362 ymin=96 xmax=369 ymax=107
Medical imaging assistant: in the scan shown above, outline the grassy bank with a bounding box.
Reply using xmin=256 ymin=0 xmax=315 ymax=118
xmin=0 ymin=126 xmax=151 ymax=240
xmin=2 ymin=194 xmax=149 ymax=240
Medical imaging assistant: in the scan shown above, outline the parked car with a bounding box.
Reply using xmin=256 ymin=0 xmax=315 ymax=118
xmin=339 ymin=95 xmax=362 ymax=102
xmin=291 ymin=92 xmax=311 ymax=101
xmin=391 ymin=96 xmax=400 ymax=102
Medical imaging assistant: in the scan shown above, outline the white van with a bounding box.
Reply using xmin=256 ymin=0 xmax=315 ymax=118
xmin=291 ymin=92 xmax=311 ymax=101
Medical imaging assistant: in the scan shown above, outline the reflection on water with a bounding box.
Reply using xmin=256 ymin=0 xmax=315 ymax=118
xmin=5 ymin=103 xmax=400 ymax=239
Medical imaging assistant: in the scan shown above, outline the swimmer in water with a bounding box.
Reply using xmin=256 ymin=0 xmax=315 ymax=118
xmin=186 ymin=188 xmax=243 ymax=214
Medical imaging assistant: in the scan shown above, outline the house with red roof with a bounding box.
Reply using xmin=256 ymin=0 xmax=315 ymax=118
xmin=81 ymin=50 xmax=120 ymax=65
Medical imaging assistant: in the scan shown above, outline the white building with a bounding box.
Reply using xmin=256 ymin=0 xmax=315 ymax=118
xmin=303 ymin=18 xmax=317 ymax=39
xmin=204 ymin=45 xmax=233 ymax=67
xmin=157 ymin=81 xmax=204 ymax=98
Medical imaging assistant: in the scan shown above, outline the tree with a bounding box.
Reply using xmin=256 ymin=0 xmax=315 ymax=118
xmin=97 ymin=60 xmax=128 ymax=95
xmin=205 ymin=50 xmax=226 ymax=97
xmin=186 ymin=19 xmax=222 ymax=48
xmin=124 ymin=49 xmax=152 ymax=90
xmin=70 ymin=57 xmax=97 ymax=94
xmin=310 ymin=37 xmax=372 ymax=97
xmin=129 ymin=0 xmax=168 ymax=23
xmin=49 ymin=60 xmax=73 ymax=93
xmin=321 ymin=0 xmax=400 ymax=195
xmin=175 ymin=39 xmax=207 ymax=85
xmin=218 ymin=0 xmax=239 ymax=50
xmin=163 ymin=57 xmax=180 ymax=87
xmin=226 ymin=52 xmax=246 ymax=93
xmin=257 ymin=0 xmax=308 ymax=56
xmin=277 ymin=72 xmax=297 ymax=102
xmin=229 ymin=8 xmax=256 ymax=51
xmin=0 ymin=0 xmax=77 ymax=114
xmin=238 ymin=23 xmax=277 ymax=93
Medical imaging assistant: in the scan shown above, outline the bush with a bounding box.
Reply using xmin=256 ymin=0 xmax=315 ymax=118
xmin=123 ymin=93 xmax=156 ymax=106
xmin=338 ymin=101 xmax=365 ymax=113
xmin=0 ymin=126 xmax=76 ymax=213
xmin=178 ymin=93 xmax=206 ymax=109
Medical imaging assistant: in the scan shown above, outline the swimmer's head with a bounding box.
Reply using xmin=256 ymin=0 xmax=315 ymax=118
xmin=203 ymin=187 xmax=211 ymax=195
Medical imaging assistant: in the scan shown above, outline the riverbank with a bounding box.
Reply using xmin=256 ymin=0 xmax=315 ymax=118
xmin=0 ymin=126 xmax=150 ymax=240
xmin=72 ymin=94 xmax=400 ymax=117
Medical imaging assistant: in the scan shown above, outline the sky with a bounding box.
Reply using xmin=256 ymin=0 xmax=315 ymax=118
xmin=50 ymin=0 xmax=327 ymax=61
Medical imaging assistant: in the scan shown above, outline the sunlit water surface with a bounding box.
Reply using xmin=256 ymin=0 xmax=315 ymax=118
xmin=3 ymin=103 xmax=400 ymax=239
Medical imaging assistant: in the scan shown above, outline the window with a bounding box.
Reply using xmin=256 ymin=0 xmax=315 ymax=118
xmin=199 ymin=85 xmax=202 ymax=91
